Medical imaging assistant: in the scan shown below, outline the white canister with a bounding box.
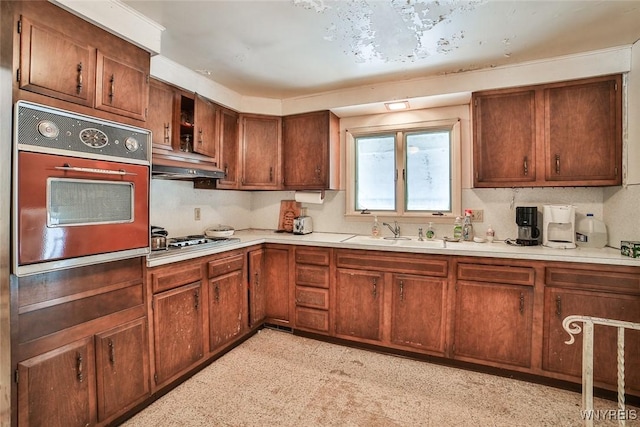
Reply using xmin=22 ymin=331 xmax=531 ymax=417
xmin=575 ymin=214 xmax=607 ymax=248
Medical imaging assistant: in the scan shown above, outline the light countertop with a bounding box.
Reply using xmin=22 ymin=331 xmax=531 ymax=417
xmin=146 ymin=229 xmax=640 ymax=268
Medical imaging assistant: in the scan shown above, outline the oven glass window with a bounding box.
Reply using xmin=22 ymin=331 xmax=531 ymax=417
xmin=47 ymin=178 xmax=134 ymax=226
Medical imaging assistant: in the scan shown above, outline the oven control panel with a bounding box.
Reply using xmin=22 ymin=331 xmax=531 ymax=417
xmin=14 ymin=101 xmax=151 ymax=165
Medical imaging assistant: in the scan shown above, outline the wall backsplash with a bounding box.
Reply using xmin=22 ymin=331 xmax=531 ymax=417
xmin=153 ymin=179 xmax=639 ymax=249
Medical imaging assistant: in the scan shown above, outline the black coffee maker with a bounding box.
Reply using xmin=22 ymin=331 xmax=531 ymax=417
xmin=516 ymin=206 xmax=541 ymax=246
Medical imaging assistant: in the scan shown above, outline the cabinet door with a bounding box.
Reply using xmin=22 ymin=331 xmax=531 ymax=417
xmin=95 ymin=51 xmax=148 ymax=121
xmin=335 ymin=269 xmax=384 ymax=342
xmin=19 ymin=16 xmax=95 ymax=107
xmin=239 ymin=114 xmax=282 ymax=189
xmin=148 ymin=79 xmax=177 ymax=150
xmin=17 ymin=337 xmax=96 ymax=427
xmin=95 ymin=318 xmax=150 ymax=422
xmin=264 ymin=246 xmax=291 ymax=325
xmin=472 ymin=90 xmax=537 ymax=186
xmin=390 ymin=274 xmax=447 ymax=354
xmin=209 ymin=270 xmax=246 ymax=349
xmin=248 ymin=249 xmax=266 ymax=327
xmin=282 ymin=111 xmax=338 ymax=189
xmin=453 ymin=281 xmax=533 ymax=367
xmin=152 ymin=283 xmax=204 ymax=386
xmin=544 ymin=76 xmax=621 ymax=185
xmin=216 ymin=107 xmax=240 ymax=188
xmin=544 ymin=288 xmax=640 ymax=393
xmin=193 ymin=94 xmax=219 ymax=159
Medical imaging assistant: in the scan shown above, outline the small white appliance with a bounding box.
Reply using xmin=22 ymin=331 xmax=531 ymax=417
xmin=543 ymin=205 xmax=576 ymax=249
xmin=293 ymin=216 xmax=313 ymax=235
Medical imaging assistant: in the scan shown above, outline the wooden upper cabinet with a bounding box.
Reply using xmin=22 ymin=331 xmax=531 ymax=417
xmin=282 ymin=110 xmax=340 ymax=190
xmin=216 ymin=107 xmax=240 ymax=189
xmin=95 ymin=52 xmax=149 ymax=121
xmin=148 ymin=78 xmax=177 ymax=150
xmin=473 ymin=89 xmax=537 ymax=186
xmin=544 ymin=76 xmax=621 ymax=185
xmin=15 ymin=2 xmax=150 ymax=123
xmin=472 ymin=74 xmax=622 ymax=187
xmin=193 ymin=94 xmax=219 ymax=160
xmin=18 ymin=16 xmax=96 ymax=107
xmin=239 ymin=113 xmax=282 ymax=189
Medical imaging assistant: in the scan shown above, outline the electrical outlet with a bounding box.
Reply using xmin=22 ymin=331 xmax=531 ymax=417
xmin=471 ymin=209 xmax=484 ymax=222
xmin=194 ymin=208 xmax=201 ymax=221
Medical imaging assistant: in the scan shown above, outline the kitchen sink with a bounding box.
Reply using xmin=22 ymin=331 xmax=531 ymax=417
xmin=343 ymin=235 xmax=445 ymax=248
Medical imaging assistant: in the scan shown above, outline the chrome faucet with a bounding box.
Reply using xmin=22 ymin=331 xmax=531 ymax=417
xmin=382 ymin=221 xmax=401 ymax=238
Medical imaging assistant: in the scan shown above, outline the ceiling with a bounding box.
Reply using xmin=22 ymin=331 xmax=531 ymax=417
xmin=122 ymin=0 xmax=640 ymax=100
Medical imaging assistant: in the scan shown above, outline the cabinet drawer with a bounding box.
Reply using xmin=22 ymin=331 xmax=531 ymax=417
xmin=546 ymin=266 xmax=640 ymax=294
xmin=458 ymin=263 xmax=534 ymax=286
xmin=295 ymin=307 xmax=329 ymax=332
xmin=295 ymin=247 xmax=330 ymax=266
xmin=336 ymin=250 xmax=448 ymax=277
xmin=152 ymin=264 xmax=201 ymax=294
xmin=295 ymin=265 xmax=329 ymax=288
xmin=295 ymin=286 xmax=329 ymax=310
xmin=208 ymin=254 xmax=244 ymax=278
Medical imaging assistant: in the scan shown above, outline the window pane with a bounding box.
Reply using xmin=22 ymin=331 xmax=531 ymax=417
xmin=355 ymin=135 xmax=395 ymax=211
xmin=405 ymin=131 xmax=451 ymax=211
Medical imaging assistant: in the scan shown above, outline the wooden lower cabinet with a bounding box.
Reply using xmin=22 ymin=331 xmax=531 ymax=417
xmin=453 ymin=281 xmax=534 ymax=368
xmin=294 ymin=247 xmax=331 ymax=333
xmin=543 ymin=287 xmax=640 ymax=394
xmin=390 ymin=274 xmax=447 ymax=354
xmin=17 ymin=318 xmax=149 ymax=427
xmin=95 ymin=318 xmax=150 ymax=422
xmin=248 ymin=248 xmax=266 ymax=327
xmin=335 ymin=269 xmax=384 ymax=342
xmin=152 ymin=282 xmax=204 ymax=387
xmin=18 ymin=337 xmax=96 ymax=427
xmin=263 ymin=245 xmax=291 ymax=326
xmin=208 ymin=254 xmax=247 ymax=349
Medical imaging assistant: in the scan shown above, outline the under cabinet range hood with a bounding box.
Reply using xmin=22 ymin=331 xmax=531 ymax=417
xmin=151 ymin=164 xmax=225 ymax=180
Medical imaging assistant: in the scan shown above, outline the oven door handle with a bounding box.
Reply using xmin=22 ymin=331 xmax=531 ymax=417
xmin=55 ymin=164 xmax=137 ymax=176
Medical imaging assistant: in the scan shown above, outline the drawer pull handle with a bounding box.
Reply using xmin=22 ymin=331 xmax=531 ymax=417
xmin=215 ymin=283 xmax=220 ymax=303
xmin=372 ymin=278 xmax=377 ymax=298
xmin=555 ymin=154 xmax=561 ymax=174
xmin=400 ymin=280 xmax=404 ymax=302
xmin=519 ymin=292 xmax=525 ymax=314
xmin=194 ymin=290 xmax=200 ymax=309
xmin=523 ymin=156 xmax=528 ymax=176
xmin=164 ymin=123 xmax=170 ymax=143
xmin=255 ymin=272 xmax=260 ymax=290
xmin=555 ymin=296 xmax=562 ymax=317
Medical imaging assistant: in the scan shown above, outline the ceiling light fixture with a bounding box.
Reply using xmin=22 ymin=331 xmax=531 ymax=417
xmin=384 ymin=101 xmax=410 ymax=111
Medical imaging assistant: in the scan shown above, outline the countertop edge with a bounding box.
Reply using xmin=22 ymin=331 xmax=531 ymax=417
xmin=146 ymin=229 xmax=640 ymax=268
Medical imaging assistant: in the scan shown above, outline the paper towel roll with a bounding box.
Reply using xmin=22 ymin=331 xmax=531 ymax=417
xmin=294 ymin=191 xmax=324 ymax=204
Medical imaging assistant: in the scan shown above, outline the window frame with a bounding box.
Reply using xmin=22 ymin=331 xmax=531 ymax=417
xmin=345 ymin=118 xmax=461 ymax=221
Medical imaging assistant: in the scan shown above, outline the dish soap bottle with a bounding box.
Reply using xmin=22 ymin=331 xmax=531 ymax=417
xmin=462 ymin=209 xmax=474 ymax=241
xmin=371 ymin=216 xmax=381 ymax=238
xmin=453 ymin=216 xmax=462 ymax=240
xmin=426 ymin=222 xmax=435 ymax=240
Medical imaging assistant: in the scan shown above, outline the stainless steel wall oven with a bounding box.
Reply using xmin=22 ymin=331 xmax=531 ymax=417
xmin=12 ymin=101 xmax=151 ymax=276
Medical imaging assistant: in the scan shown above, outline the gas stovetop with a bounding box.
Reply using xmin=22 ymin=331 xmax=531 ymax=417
xmin=149 ymin=234 xmax=241 ymax=259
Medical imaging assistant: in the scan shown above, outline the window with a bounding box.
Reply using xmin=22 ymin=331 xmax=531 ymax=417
xmin=346 ymin=119 xmax=461 ymax=219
